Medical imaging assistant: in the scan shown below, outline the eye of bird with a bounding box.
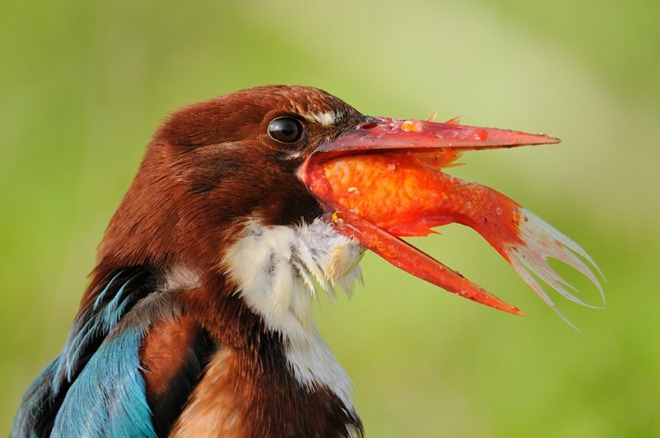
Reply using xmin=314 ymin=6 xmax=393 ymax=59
xmin=267 ymin=116 xmax=303 ymax=143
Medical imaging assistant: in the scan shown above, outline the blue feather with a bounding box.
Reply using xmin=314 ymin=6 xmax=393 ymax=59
xmin=55 ymin=270 xmax=141 ymax=385
xmin=92 ymin=271 xmax=124 ymax=310
xmin=11 ymin=358 xmax=61 ymax=438
xmin=51 ymin=325 xmax=156 ymax=438
xmin=12 ymin=267 xmax=161 ymax=437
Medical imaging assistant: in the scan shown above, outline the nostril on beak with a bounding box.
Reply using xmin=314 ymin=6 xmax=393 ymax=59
xmin=359 ymin=122 xmax=378 ymax=130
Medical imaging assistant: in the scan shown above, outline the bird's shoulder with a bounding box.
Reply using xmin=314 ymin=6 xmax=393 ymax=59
xmin=12 ymin=266 xmax=218 ymax=438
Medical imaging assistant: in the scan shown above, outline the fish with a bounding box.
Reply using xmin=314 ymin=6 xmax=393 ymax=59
xmin=301 ymin=131 xmax=604 ymax=327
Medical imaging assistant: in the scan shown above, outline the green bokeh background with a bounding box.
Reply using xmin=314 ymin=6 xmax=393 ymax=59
xmin=2 ymin=1 xmax=658 ymax=436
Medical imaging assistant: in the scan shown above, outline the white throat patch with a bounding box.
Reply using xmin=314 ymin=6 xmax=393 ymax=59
xmin=222 ymin=218 xmax=364 ymax=411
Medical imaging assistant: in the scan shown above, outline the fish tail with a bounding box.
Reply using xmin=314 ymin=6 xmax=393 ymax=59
xmin=501 ymin=207 xmax=605 ymax=327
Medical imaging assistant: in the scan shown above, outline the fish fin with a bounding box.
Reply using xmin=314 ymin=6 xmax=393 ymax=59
xmin=504 ymin=208 xmax=605 ymax=327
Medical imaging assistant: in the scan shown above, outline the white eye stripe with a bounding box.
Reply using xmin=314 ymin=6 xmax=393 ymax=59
xmin=303 ymin=111 xmax=336 ymax=127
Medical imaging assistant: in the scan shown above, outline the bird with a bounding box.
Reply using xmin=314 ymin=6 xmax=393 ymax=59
xmin=12 ymin=85 xmax=602 ymax=437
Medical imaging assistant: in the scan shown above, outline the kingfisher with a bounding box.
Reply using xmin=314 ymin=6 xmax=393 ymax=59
xmin=13 ymin=85 xmax=602 ymax=437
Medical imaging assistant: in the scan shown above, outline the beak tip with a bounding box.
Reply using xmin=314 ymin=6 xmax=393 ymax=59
xmin=521 ymin=132 xmax=561 ymax=146
xmin=547 ymin=135 xmax=561 ymax=144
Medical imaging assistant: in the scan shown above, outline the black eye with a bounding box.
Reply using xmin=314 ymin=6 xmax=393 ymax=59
xmin=268 ymin=117 xmax=303 ymax=143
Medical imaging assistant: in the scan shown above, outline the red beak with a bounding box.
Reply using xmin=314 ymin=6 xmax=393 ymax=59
xmin=316 ymin=117 xmax=559 ymax=154
xmin=299 ymin=116 xmax=562 ymax=316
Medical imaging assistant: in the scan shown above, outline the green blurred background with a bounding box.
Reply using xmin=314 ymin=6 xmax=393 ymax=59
xmin=2 ymin=0 xmax=658 ymax=436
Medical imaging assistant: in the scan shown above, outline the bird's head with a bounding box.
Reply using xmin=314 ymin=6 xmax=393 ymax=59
xmin=99 ymin=86 xmax=356 ymax=268
xmin=99 ymin=85 xmax=602 ymax=326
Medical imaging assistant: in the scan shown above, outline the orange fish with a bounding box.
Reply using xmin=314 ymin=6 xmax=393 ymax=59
xmin=299 ymin=117 xmax=603 ymax=326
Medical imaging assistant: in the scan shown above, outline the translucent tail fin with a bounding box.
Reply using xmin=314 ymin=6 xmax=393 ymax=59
xmin=503 ymin=208 xmax=605 ymax=329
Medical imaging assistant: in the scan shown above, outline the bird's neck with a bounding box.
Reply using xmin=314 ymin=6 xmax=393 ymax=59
xmin=223 ymin=218 xmax=364 ymax=406
xmin=173 ymin=218 xmax=364 ymax=436
xmin=225 ymin=218 xmax=363 ymax=335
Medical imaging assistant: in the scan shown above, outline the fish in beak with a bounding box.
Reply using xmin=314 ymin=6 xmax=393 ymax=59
xmin=298 ymin=116 xmax=604 ymax=326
